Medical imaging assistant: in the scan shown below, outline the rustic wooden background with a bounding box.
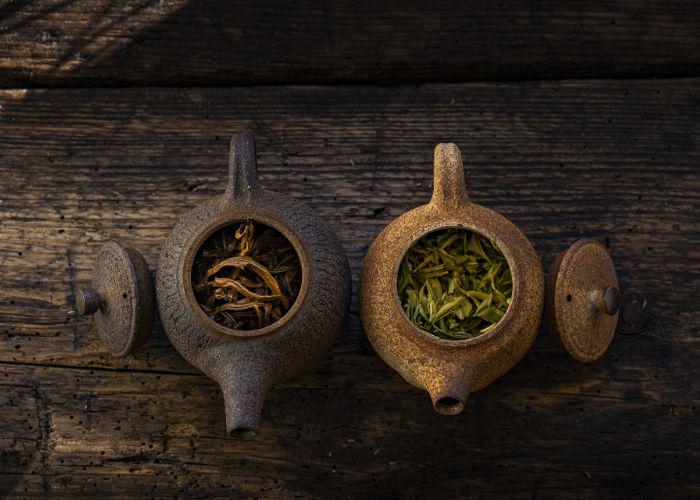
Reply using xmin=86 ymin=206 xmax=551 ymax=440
xmin=1 ymin=1 xmax=699 ymax=498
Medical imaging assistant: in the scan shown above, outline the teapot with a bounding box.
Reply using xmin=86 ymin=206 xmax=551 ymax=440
xmin=76 ymin=131 xmax=352 ymax=436
xmin=360 ymin=143 xmax=620 ymax=414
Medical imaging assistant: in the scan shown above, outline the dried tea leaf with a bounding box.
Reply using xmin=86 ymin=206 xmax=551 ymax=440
xmin=192 ymin=220 xmax=302 ymax=330
xmin=204 ymin=255 xmax=289 ymax=308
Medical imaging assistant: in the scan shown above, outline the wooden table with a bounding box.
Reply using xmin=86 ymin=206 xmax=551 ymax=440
xmin=1 ymin=2 xmax=698 ymax=498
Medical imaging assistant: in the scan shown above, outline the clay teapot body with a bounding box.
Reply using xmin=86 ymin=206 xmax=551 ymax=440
xmin=157 ymin=132 xmax=351 ymax=436
xmin=79 ymin=132 xmax=351 ymax=436
xmin=360 ymin=144 xmax=544 ymax=414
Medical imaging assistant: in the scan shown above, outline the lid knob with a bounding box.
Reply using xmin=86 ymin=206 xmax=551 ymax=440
xmin=76 ymin=288 xmax=102 ymax=315
xmin=603 ymin=286 xmax=620 ymax=316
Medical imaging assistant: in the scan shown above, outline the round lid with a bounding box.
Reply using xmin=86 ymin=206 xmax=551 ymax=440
xmin=545 ymin=239 xmax=620 ymax=363
xmin=76 ymin=241 xmax=154 ymax=357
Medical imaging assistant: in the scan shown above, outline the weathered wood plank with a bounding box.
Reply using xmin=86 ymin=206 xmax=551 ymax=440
xmin=1 ymin=0 xmax=700 ymax=87
xmin=0 ymin=80 xmax=698 ymax=497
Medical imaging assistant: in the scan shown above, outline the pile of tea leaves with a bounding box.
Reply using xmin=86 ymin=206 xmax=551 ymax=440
xmin=397 ymin=228 xmax=512 ymax=340
xmin=192 ymin=220 xmax=301 ymax=330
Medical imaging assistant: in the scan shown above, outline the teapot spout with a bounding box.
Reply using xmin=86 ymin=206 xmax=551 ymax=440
xmin=426 ymin=373 xmax=471 ymax=416
xmin=219 ymin=373 xmax=270 ymax=438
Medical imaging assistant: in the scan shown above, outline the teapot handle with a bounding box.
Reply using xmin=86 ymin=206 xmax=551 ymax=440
xmin=224 ymin=130 xmax=260 ymax=203
xmin=429 ymin=143 xmax=470 ymax=210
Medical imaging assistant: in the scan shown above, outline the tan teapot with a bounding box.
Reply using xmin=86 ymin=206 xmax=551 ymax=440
xmin=360 ymin=143 xmax=620 ymax=414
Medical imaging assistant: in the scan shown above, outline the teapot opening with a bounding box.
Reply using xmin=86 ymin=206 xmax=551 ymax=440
xmin=395 ymin=226 xmax=513 ymax=343
xmin=434 ymin=396 xmax=464 ymax=415
xmin=190 ymin=218 xmax=306 ymax=335
xmin=230 ymin=427 xmax=257 ymax=439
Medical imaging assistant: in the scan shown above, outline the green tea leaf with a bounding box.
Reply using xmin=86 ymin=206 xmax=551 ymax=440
xmin=432 ymin=296 xmax=465 ymax=322
xmin=397 ymin=228 xmax=512 ymax=340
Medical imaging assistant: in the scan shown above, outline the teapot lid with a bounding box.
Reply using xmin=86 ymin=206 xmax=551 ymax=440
xmin=545 ymin=239 xmax=620 ymax=363
xmin=75 ymin=241 xmax=155 ymax=357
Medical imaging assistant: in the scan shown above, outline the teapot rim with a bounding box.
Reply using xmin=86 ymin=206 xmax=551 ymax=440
xmin=388 ymin=213 xmax=522 ymax=348
xmin=181 ymin=210 xmax=311 ymax=339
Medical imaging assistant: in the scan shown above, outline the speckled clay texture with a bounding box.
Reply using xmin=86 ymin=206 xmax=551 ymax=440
xmin=545 ymin=239 xmax=619 ymax=363
xmin=80 ymin=240 xmax=155 ymax=357
xmin=360 ymin=143 xmax=544 ymax=415
xmin=156 ymin=131 xmax=351 ymax=436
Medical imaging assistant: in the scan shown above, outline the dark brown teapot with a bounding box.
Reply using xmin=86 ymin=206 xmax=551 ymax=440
xmin=77 ymin=132 xmax=352 ymax=437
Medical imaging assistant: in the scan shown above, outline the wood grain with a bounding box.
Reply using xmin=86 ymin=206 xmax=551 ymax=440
xmin=0 ymin=80 xmax=698 ymax=497
xmin=1 ymin=0 xmax=700 ymax=87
